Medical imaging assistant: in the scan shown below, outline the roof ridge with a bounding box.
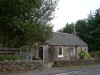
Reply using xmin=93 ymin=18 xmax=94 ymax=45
xmin=54 ymin=32 xmax=73 ymax=35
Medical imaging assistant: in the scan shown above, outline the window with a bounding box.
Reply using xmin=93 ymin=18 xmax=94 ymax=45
xmin=69 ymin=47 xmax=75 ymax=56
xmin=58 ymin=46 xmax=63 ymax=57
xmin=81 ymin=47 xmax=87 ymax=51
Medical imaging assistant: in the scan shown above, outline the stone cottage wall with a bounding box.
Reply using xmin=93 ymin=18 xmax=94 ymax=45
xmin=76 ymin=46 xmax=88 ymax=58
xmin=43 ymin=45 xmax=49 ymax=63
xmin=44 ymin=45 xmax=88 ymax=63
xmin=46 ymin=45 xmax=76 ymax=63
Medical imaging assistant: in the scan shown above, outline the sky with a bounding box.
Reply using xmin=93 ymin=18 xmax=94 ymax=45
xmin=51 ymin=0 xmax=100 ymax=31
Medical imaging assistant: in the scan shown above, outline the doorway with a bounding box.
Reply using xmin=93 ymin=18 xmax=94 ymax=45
xmin=38 ymin=47 xmax=43 ymax=60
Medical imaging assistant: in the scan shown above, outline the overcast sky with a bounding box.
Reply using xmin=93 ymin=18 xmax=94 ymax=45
xmin=51 ymin=0 xmax=100 ymax=31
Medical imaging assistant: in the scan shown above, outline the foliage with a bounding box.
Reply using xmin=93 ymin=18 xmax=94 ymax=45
xmin=86 ymin=9 xmax=100 ymax=51
xmin=85 ymin=52 xmax=91 ymax=59
xmin=75 ymin=19 xmax=88 ymax=41
xmin=93 ymin=51 xmax=100 ymax=58
xmin=0 ymin=0 xmax=41 ymax=47
xmin=59 ymin=23 xmax=75 ymax=33
xmin=78 ymin=50 xmax=86 ymax=60
xmin=59 ymin=8 xmax=100 ymax=52
xmin=0 ymin=0 xmax=58 ymax=48
xmin=0 ymin=54 xmax=22 ymax=61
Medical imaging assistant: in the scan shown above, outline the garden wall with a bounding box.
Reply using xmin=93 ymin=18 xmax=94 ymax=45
xmin=0 ymin=60 xmax=43 ymax=72
xmin=54 ymin=59 xmax=100 ymax=67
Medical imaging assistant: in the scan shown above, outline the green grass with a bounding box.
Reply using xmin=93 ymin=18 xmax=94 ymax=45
xmin=0 ymin=54 xmax=22 ymax=61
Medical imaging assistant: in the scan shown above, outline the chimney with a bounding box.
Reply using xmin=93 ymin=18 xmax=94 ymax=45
xmin=72 ymin=28 xmax=76 ymax=35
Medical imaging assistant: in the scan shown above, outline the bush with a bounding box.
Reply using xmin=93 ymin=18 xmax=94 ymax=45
xmin=85 ymin=52 xmax=91 ymax=59
xmin=78 ymin=50 xmax=86 ymax=60
xmin=93 ymin=51 xmax=100 ymax=58
xmin=0 ymin=54 xmax=22 ymax=61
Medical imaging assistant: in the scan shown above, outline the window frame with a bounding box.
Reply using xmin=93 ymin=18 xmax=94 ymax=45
xmin=82 ymin=47 xmax=87 ymax=50
xmin=70 ymin=47 xmax=75 ymax=56
xmin=58 ymin=46 xmax=63 ymax=57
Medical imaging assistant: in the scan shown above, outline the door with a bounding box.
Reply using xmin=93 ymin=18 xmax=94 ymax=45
xmin=38 ymin=47 xmax=43 ymax=60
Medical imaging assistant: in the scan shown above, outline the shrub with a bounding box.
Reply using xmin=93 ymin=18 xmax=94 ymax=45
xmin=78 ymin=50 xmax=86 ymax=60
xmin=85 ymin=52 xmax=91 ymax=59
xmin=93 ymin=51 xmax=100 ymax=58
xmin=0 ymin=54 xmax=22 ymax=61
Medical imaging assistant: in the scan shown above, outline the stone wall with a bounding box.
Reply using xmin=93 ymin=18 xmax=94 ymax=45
xmin=0 ymin=60 xmax=43 ymax=72
xmin=54 ymin=59 xmax=100 ymax=67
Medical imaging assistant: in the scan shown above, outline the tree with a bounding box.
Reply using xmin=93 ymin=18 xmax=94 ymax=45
xmin=59 ymin=8 xmax=100 ymax=52
xmin=75 ymin=19 xmax=88 ymax=42
xmin=15 ymin=0 xmax=58 ymax=59
xmin=76 ymin=10 xmax=100 ymax=52
xmin=0 ymin=0 xmax=58 ymax=46
xmin=0 ymin=0 xmax=58 ymax=59
xmin=87 ymin=9 xmax=100 ymax=51
xmin=0 ymin=0 xmax=42 ymax=47
xmin=59 ymin=23 xmax=75 ymax=33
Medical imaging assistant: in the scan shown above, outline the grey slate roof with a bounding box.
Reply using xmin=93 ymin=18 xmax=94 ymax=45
xmin=47 ymin=32 xmax=87 ymax=46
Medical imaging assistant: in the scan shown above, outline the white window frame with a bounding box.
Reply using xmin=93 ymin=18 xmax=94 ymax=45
xmin=71 ymin=47 xmax=75 ymax=56
xmin=58 ymin=46 xmax=63 ymax=57
xmin=81 ymin=47 xmax=87 ymax=52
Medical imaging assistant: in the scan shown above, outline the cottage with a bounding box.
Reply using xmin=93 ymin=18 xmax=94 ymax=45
xmin=34 ymin=32 xmax=88 ymax=63
xmin=0 ymin=32 xmax=88 ymax=64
